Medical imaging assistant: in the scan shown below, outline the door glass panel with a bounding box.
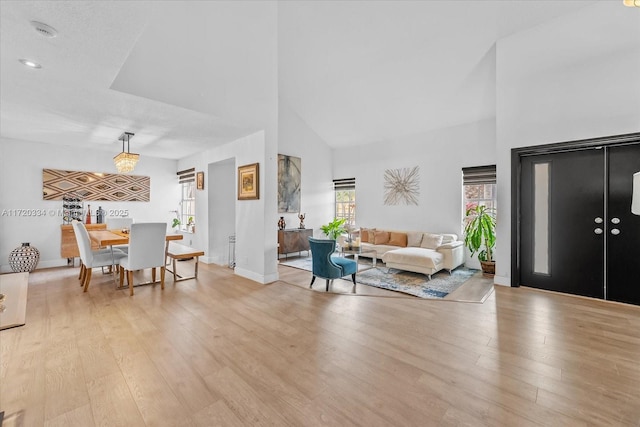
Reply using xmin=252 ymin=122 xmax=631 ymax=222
xmin=534 ymin=162 xmax=550 ymax=274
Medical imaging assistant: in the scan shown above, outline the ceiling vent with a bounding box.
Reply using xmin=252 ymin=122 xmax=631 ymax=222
xmin=30 ymin=21 xmax=57 ymax=38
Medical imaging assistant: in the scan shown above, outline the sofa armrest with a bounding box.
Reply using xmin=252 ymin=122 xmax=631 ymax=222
xmin=436 ymin=241 xmax=464 ymax=270
xmin=437 ymin=241 xmax=463 ymax=250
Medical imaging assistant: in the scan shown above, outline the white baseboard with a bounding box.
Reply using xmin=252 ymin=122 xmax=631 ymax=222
xmin=493 ymin=275 xmax=511 ymax=287
xmin=0 ymin=259 xmax=69 ymax=273
xmin=234 ymin=267 xmax=279 ymax=284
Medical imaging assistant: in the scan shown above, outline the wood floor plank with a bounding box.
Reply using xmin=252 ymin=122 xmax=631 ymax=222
xmin=117 ymin=351 xmax=196 ymax=426
xmin=203 ymin=366 xmax=293 ymax=426
xmin=86 ymin=372 xmax=146 ymax=427
xmin=192 ymin=399 xmax=246 ymax=427
xmin=44 ymin=403 xmax=94 ymax=427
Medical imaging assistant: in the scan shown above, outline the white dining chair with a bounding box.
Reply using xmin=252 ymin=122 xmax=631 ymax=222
xmin=105 ymin=217 xmax=134 ymax=253
xmin=119 ymin=223 xmax=167 ymax=296
xmin=72 ymin=221 xmax=126 ymax=292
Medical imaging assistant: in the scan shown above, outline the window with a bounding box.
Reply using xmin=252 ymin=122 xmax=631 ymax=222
xmin=180 ymin=181 xmax=195 ymax=232
xmin=462 ymin=165 xmax=496 ymax=218
xmin=333 ymin=178 xmax=356 ymax=226
xmin=177 ymin=168 xmax=196 ymax=232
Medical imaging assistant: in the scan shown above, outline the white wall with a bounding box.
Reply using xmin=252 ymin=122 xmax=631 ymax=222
xmin=208 ymin=158 xmax=235 ymax=265
xmin=277 ymin=101 xmax=334 ymax=237
xmin=0 ymin=137 xmax=179 ymax=272
xmin=333 ymin=118 xmax=496 ymax=245
xmin=495 ymin=2 xmax=640 ymax=285
xmin=177 ymin=131 xmax=278 ymax=284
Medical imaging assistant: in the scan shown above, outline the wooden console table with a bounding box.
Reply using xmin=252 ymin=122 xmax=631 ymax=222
xmin=278 ymin=228 xmax=313 ymax=259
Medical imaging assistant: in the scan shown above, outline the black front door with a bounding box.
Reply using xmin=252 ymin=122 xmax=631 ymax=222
xmin=519 ymin=142 xmax=640 ymax=305
xmin=520 ymin=149 xmax=605 ymax=298
xmin=607 ymin=144 xmax=640 ymax=305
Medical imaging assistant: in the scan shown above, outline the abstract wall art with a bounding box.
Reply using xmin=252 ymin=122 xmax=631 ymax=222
xmin=383 ymin=166 xmax=420 ymax=205
xmin=278 ymin=154 xmax=301 ymax=212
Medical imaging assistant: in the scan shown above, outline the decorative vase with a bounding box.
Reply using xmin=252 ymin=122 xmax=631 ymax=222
xmin=8 ymin=242 xmax=40 ymax=272
xmin=278 ymin=217 xmax=286 ymax=230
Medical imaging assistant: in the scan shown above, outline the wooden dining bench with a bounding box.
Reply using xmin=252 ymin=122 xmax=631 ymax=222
xmin=165 ymin=242 xmax=205 ymax=282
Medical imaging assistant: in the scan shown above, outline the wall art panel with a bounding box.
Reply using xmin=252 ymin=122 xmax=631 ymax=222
xmin=278 ymin=154 xmax=301 ymax=212
xmin=383 ymin=166 xmax=420 ymax=205
xmin=43 ymin=169 xmax=150 ymax=201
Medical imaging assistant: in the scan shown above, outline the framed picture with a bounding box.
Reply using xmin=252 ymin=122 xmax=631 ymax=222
xmin=196 ymin=171 xmax=204 ymax=190
xmin=238 ymin=162 xmax=259 ymax=200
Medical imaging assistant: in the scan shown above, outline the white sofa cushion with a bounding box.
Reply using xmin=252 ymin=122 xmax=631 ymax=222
xmin=382 ymin=247 xmax=444 ymax=270
xmin=421 ymin=233 xmax=444 ymax=250
xmin=407 ymin=231 xmax=423 ymax=247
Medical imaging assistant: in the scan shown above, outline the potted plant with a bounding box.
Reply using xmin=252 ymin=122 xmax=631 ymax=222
xmin=320 ymin=217 xmax=347 ymax=240
xmin=463 ymin=204 xmax=496 ymax=277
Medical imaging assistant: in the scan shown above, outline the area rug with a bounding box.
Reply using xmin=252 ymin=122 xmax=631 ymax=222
xmin=280 ymin=256 xmax=478 ymax=299
xmin=355 ymin=267 xmax=477 ymax=299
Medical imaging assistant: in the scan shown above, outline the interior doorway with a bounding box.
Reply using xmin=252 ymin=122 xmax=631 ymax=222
xmin=208 ymin=158 xmax=236 ymax=266
xmin=512 ymin=134 xmax=640 ymax=305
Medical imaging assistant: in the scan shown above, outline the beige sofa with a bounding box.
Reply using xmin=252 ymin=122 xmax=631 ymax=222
xmin=354 ymin=228 xmax=464 ymax=279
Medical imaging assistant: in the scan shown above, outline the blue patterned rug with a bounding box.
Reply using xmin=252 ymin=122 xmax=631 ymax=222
xmin=355 ymin=267 xmax=478 ymax=299
xmin=280 ymin=256 xmax=478 ymax=299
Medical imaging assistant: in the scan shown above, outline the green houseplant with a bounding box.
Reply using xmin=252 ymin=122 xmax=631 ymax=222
xmin=320 ymin=217 xmax=347 ymax=240
xmin=463 ymin=204 xmax=496 ymax=277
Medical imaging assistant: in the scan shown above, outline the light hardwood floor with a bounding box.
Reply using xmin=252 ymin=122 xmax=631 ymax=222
xmin=1 ymin=261 xmax=639 ymax=426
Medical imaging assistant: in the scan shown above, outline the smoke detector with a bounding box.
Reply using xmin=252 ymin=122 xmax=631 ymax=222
xmin=30 ymin=21 xmax=58 ymax=38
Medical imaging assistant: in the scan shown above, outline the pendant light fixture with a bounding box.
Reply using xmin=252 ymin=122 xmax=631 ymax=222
xmin=113 ymin=132 xmax=139 ymax=173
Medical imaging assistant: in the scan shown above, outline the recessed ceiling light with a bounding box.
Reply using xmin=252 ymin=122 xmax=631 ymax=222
xmin=30 ymin=21 xmax=58 ymax=38
xmin=19 ymin=59 xmax=42 ymax=69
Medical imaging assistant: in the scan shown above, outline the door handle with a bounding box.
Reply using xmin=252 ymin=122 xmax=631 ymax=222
xmin=611 ymin=228 xmax=620 ymax=235
xmin=594 ymin=228 xmax=603 ymax=235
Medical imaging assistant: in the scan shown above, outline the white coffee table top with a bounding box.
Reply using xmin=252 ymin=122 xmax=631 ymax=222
xmin=0 ymin=272 xmax=29 ymax=330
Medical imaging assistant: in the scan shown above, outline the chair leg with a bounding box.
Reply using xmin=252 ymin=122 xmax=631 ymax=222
xmin=83 ymin=268 xmax=92 ymax=292
xmin=326 ymin=279 xmax=330 ymax=292
xmin=119 ymin=268 xmax=125 ymax=287
xmin=160 ymin=266 xmax=165 ymax=290
xmin=128 ymin=271 xmax=134 ymax=296
xmin=78 ymin=263 xmax=84 ymax=280
xmin=352 ymin=273 xmax=356 ymax=285
xmin=152 ymin=267 xmax=156 ymax=283
xmin=79 ymin=264 xmax=86 ymax=285
xmin=310 ymin=276 xmax=316 ymax=288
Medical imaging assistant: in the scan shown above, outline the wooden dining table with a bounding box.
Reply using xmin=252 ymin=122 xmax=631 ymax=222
xmin=88 ymin=229 xmax=183 ymax=287
xmin=89 ymin=229 xmax=183 ymax=246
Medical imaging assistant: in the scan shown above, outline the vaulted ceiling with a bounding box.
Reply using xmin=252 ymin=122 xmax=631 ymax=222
xmin=0 ymin=0 xmax=604 ymax=159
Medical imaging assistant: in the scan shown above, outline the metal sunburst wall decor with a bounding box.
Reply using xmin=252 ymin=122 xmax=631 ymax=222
xmin=383 ymin=166 xmax=420 ymax=205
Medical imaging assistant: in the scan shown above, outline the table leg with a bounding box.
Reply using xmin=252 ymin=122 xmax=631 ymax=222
xmin=172 ymin=258 xmax=177 ymax=282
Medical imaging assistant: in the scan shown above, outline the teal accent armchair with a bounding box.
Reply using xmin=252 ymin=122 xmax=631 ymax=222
xmin=308 ymin=237 xmax=357 ymax=292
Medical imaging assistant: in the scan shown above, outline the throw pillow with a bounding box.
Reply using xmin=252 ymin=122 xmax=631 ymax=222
xmin=420 ymin=233 xmax=444 ymax=249
xmin=361 ymin=228 xmax=376 ymax=243
xmin=407 ymin=231 xmax=423 ymax=247
xmin=373 ymin=230 xmax=390 ymax=245
xmin=388 ymin=232 xmax=407 ymax=247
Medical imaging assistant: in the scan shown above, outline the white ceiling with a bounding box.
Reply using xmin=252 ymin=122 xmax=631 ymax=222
xmin=0 ymin=0 xmax=604 ymax=159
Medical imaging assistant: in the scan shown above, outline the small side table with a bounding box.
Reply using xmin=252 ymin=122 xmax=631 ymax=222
xmin=340 ymin=246 xmax=377 ymax=272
